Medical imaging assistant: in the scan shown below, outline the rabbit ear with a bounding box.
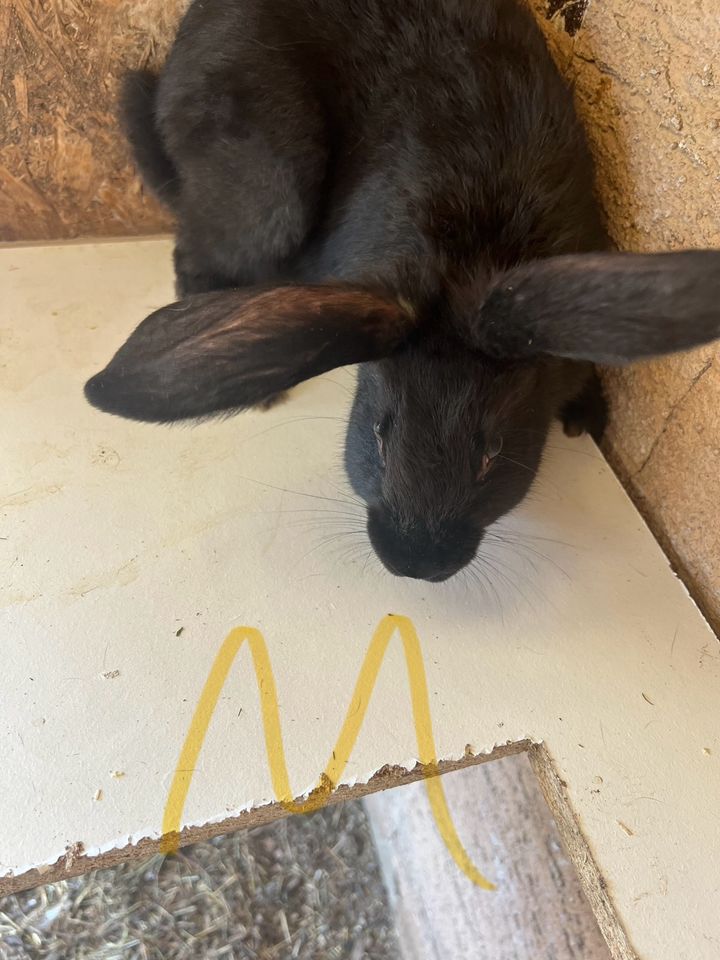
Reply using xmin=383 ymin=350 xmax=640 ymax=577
xmin=475 ymin=250 xmax=720 ymax=365
xmin=85 ymin=285 xmax=415 ymax=422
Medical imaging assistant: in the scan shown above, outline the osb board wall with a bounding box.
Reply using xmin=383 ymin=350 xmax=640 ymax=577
xmin=0 ymin=0 xmax=187 ymax=239
xmin=1 ymin=1 xmax=719 ymax=627
xmin=531 ymin=1 xmax=720 ymax=632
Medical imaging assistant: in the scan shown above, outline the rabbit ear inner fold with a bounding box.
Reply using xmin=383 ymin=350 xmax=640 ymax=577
xmin=85 ymin=285 xmax=415 ymax=423
xmin=475 ymin=250 xmax=720 ymax=365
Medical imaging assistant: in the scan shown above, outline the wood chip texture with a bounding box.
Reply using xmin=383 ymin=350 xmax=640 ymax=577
xmin=0 ymin=0 xmax=186 ymax=241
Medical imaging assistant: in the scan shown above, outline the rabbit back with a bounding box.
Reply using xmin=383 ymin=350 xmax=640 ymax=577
xmin=145 ymin=0 xmax=606 ymax=296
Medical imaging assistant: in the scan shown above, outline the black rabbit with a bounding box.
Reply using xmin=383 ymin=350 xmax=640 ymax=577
xmin=86 ymin=0 xmax=720 ymax=582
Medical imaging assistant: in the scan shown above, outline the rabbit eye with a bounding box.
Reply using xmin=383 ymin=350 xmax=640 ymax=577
xmin=476 ymin=435 xmax=503 ymax=481
xmin=373 ymin=415 xmax=390 ymax=466
xmin=373 ymin=421 xmax=386 ymax=465
xmin=486 ymin=435 xmax=503 ymax=459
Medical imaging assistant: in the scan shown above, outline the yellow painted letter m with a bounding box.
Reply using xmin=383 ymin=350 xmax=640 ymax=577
xmin=161 ymin=613 xmax=494 ymax=889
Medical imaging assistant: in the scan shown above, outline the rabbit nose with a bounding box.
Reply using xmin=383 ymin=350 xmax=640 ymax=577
xmin=366 ymin=506 xmax=479 ymax=583
xmin=426 ymin=569 xmax=455 ymax=583
xmin=382 ymin=556 xmax=456 ymax=582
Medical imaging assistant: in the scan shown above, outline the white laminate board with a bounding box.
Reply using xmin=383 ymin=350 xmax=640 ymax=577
xmin=1 ymin=239 xmax=718 ymax=959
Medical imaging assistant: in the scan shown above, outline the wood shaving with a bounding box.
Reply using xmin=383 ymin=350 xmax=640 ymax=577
xmin=63 ymin=843 xmax=84 ymax=871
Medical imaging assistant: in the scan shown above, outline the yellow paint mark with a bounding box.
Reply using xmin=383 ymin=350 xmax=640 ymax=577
xmin=161 ymin=614 xmax=495 ymax=890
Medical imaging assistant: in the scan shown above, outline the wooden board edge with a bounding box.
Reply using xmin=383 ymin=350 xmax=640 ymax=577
xmin=528 ymin=742 xmax=639 ymax=960
xmin=0 ymin=741 xmax=530 ymax=897
xmin=0 ymin=234 xmax=173 ymax=252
